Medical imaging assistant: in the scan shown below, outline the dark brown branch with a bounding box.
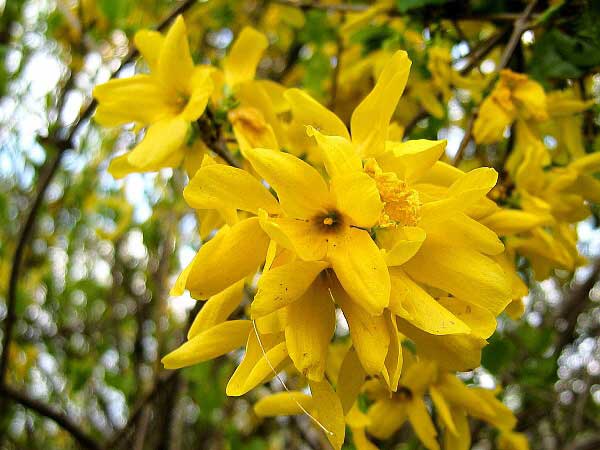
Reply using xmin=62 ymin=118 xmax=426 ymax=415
xmin=0 ymin=384 xmax=101 ymax=450
xmin=497 ymin=0 xmax=538 ymax=70
xmin=196 ymin=109 xmax=240 ymax=168
xmin=452 ymin=111 xmax=476 ymax=165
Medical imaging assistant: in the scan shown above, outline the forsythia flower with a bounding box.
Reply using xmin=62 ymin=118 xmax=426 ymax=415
xmin=473 ymin=69 xmax=548 ymax=144
xmin=94 ymin=16 xmax=213 ymax=177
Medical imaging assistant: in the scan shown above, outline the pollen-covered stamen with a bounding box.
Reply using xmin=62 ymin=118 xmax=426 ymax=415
xmin=315 ymin=210 xmax=344 ymax=233
xmin=364 ymin=159 xmax=421 ymax=227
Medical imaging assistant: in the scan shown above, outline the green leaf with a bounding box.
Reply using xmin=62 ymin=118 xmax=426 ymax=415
xmin=481 ymin=335 xmax=516 ymax=374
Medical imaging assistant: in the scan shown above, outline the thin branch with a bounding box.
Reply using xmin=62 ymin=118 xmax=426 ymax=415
xmin=0 ymin=384 xmax=101 ymax=450
xmin=452 ymin=111 xmax=476 ymax=165
xmin=197 ymin=109 xmax=240 ymax=168
xmin=497 ymin=0 xmax=538 ymax=70
xmin=458 ymin=27 xmax=509 ymax=75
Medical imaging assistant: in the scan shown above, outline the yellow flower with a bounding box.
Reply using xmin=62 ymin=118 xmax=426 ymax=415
xmin=497 ymin=431 xmax=531 ymax=450
xmin=365 ymin=358 xmax=440 ymax=449
xmin=94 ymin=16 xmax=214 ymax=177
xmin=473 ymin=69 xmax=548 ymax=144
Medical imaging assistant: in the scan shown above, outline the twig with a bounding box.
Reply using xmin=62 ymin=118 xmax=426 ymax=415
xmin=497 ymin=0 xmax=538 ymax=70
xmin=452 ymin=111 xmax=476 ymax=165
xmin=196 ymin=109 xmax=240 ymax=168
xmin=0 ymin=384 xmax=101 ymax=450
xmin=458 ymin=27 xmax=509 ymax=75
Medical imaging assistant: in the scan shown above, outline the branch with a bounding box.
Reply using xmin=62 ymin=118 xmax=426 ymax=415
xmin=0 ymin=384 xmax=101 ymax=450
xmin=452 ymin=111 xmax=476 ymax=165
xmin=196 ymin=109 xmax=240 ymax=168
xmin=497 ymin=0 xmax=538 ymax=70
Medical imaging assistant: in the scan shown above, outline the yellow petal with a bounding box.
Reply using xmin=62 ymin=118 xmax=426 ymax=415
xmin=497 ymin=431 xmax=530 ymax=450
xmin=389 ymin=268 xmax=470 ymax=335
xmin=108 ymin=150 xmax=184 ymax=179
xmin=444 ymin=408 xmax=470 ymax=450
xmin=329 ymin=228 xmax=390 ymax=315
xmin=187 ymin=280 xmax=245 ymax=339
xmin=403 ymin=240 xmax=511 ymax=315
xmin=253 ymin=259 xmax=329 ymax=317
xmin=437 ymin=297 xmax=497 ymax=339
xmin=161 ymin=320 xmax=250 ymax=369
xmin=447 ymin=167 xmax=498 ymax=204
xmin=336 ymin=283 xmax=389 ymax=375
xmin=351 ymin=50 xmax=411 ymax=157
xmin=134 ymin=30 xmax=164 ymax=72
xmin=184 ymin=164 xmax=280 ymax=214
xmin=473 ymin=95 xmax=514 ymax=144
xmin=378 ymin=139 xmax=446 ymax=184
xmin=424 ymin=212 xmax=504 ymax=256
xmin=285 ymin=277 xmax=336 ymax=381
xmin=309 ymin=379 xmax=346 ymax=450
xmin=382 ymin=312 xmax=403 ymax=392
xmin=366 ymin=398 xmax=408 ymax=439
xmin=180 ymin=67 xmax=213 ymax=121
xmin=330 ymin=172 xmax=383 ymax=228
xmin=396 ymin=318 xmax=486 ymax=371
xmin=224 ymin=27 xmax=268 ymax=87
xmin=93 ymin=75 xmax=170 ymax=126
xmin=245 ymin=147 xmax=332 ymax=218
xmin=336 ymin=346 xmax=366 ymax=414
xmin=254 ymin=392 xmax=314 ymax=417
xmin=226 ymin=332 xmax=289 ymax=396
xmin=284 ymin=88 xmax=350 ymax=140
xmin=127 ymin=118 xmax=189 ymax=169
xmin=157 ymin=16 xmax=194 ymax=92
xmin=407 ymin=397 xmax=440 ymax=450
xmin=350 ymin=426 xmax=379 ymax=450
xmin=436 ymin=374 xmax=496 ymax=419
xmin=259 ymin=214 xmax=329 ymax=261
xmin=307 ymin=126 xmax=361 ymax=178
xmin=379 ymin=226 xmax=426 ymax=267
xmin=481 ymin=209 xmax=554 ymax=236
xmin=429 ymin=385 xmax=457 ymax=435
xmin=187 ymin=218 xmax=270 ymax=298
xmin=471 ymin=387 xmax=517 ymax=430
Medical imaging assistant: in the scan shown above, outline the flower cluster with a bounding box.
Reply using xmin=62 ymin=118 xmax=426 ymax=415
xmin=91 ymin=16 xmax=596 ymax=450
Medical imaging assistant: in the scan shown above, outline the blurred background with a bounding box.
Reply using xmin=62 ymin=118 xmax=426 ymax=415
xmin=1 ymin=0 xmax=600 ymax=449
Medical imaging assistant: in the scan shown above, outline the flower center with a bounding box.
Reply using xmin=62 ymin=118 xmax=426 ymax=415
xmin=315 ymin=210 xmax=343 ymax=233
xmin=395 ymin=386 xmax=413 ymax=402
xmin=364 ymin=159 xmax=421 ymax=227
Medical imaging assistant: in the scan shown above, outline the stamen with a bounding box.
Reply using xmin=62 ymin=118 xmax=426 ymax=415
xmin=323 ymin=217 xmax=334 ymax=226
